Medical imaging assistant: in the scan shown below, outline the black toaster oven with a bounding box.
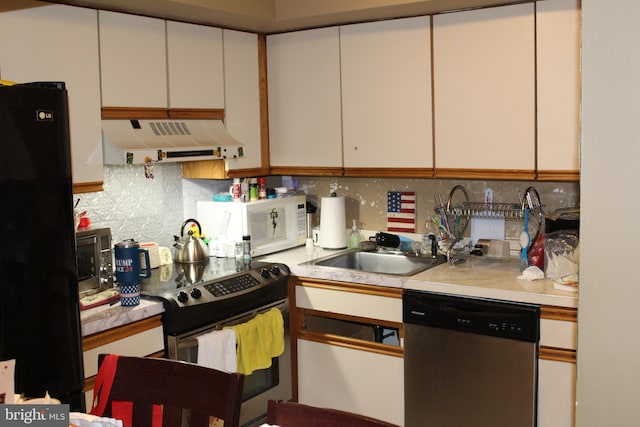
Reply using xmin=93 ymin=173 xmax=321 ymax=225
xmin=76 ymin=227 xmax=114 ymax=297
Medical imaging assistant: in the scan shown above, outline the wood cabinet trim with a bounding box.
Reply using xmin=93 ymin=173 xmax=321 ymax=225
xmin=101 ymin=107 xmax=224 ymax=120
xmin=258 ymin=33 xmax=270 ymax=170
xmin=181 ymin=160 xmax=227 ymax=179
xmin=301 ymin=307 xmax=404 ymax=332
xmin=291 ymin=276 xmax=403 ymax=299
xmin=539 ymin=346 xmax=576 ymax=363
xmin=297 ymin=331 xmax=404 ymax=358
xmin=435 ymin=168 xmax=536 ymax=180
xmin=268 ymin=166 xmax=573 ymax=181
xmin=73 ymin=182 xmax=104 ymax=194
xmin=269 ymin=166 xmax=344 ymax=176
xmin=168 ymin=108 xmax=224 ymax=119
xmin=101 ymin=107 xmax=168 ymax=119
xmin=344 ymin=167 xmax=434 ymax=178
xmin=537 ymin=170 xmax=580 ymax=181
xmin=541 ymin=305 xmax=577 ymax=322
xmin=82 ymin=315 xmax=163 ymax=351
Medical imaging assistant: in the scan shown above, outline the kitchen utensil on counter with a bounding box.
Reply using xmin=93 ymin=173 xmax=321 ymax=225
xmin=319 ymin=196 xmax=347 ymax=249
xmin=114 ymin=239 xmax=151 ymax=306
xmin=174 ymin=219 xmax=210 ymax=263
xmin=306 ymin=202 xmax=317 ymax=239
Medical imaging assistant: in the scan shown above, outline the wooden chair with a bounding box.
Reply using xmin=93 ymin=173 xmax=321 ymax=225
xmin=266 ymin=400 xmax=399 ymax=427
xmin=92 ymin=354 xmax=244 ymax=427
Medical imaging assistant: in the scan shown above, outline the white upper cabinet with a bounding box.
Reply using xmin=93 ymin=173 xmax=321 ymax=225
xmin=340 ymin=17 xmax=433 ymax=170
xmin=99 ymin=13 xmax=226 ymax=110
xmin=98 ymin=11 xmax=167 ymax=108
xmin=536 ymin=0 xmax=581 ymax=177
xmin=0 ymin=4 xmax=104 ymax=191
xmin=167 ymin=21 xmax=224 ymax=109
xmin=433 ymin=3 xmax=535 ymax=174
xmin=223 ymin=29 xmax=262 ymax=171
xmin=267 ymin=27 xmax=343 ymax=168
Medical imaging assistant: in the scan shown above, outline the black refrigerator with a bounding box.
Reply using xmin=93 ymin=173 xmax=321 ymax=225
xmin=0 ymin=82 xmax=85 ymax=410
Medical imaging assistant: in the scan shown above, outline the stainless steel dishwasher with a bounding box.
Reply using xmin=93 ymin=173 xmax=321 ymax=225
xmin=403 ymin=290 xmax=540 ymax=427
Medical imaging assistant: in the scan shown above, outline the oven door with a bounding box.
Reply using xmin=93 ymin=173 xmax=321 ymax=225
xmin=167 ymin=299 xmax=292 ymax=427
xmin=76 ymin=233 xmax=101 ymax=297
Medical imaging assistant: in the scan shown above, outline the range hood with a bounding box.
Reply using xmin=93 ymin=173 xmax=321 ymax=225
xmin=102 ymin=118 xmax=245 ymax=165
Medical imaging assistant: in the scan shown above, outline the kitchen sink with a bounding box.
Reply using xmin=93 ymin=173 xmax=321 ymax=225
xmin=307 ymin=250 xmax=447 ymax=276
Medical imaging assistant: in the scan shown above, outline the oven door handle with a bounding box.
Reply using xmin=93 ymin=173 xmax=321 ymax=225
xmin=176 ymin=298 xmax=288 ymax=350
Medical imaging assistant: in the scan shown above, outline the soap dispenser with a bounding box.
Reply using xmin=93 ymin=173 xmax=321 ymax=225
xmin=349 ymin=220 xmax=362 ymax=249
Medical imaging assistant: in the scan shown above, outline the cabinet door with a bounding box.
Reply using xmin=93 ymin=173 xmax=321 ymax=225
xmin=0 ymin=4 xmax=104 ymax=190
xmin=536 ymin=0 xmax=581 ymax=179
xmin=224 ymin=30 xmax=262 ymax=171
xmin=298 ymin=339 xmax=403 ymax=426
xmin=267 ymin=28 xmax=342 ymax=168
xmin=99 ymin=11 xmax=167 ymax=107
xmin=167 ymin=21 xmax=224 ymax=109
xmin=341 ymin=17 xmax=433 ymax=169
xmin=433 ymin=4 xmax=535 ymax=176
xmin=538 ymin=358 xmax=576 ymax=427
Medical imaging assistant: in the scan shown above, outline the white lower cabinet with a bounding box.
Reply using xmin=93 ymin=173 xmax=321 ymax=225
xmin=298 ymin=339 xmax=404 ymax=426
xmin=293 ymin=280 xmax=577 ymax=427
xmin=538 ymin=358 xmax=576 ymax=427
xmin=538 ymin=308 xmax=578 ymax=426
xmin=82 ymin=316 xmax=164 ymax=410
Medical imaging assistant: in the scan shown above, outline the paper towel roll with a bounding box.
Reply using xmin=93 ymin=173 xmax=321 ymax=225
xmin=319 ymin=196 xmax=347 ymax=249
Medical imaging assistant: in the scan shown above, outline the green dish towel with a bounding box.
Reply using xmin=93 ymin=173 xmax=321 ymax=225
xmin=226 ymin=308 xmax=284 ymax=375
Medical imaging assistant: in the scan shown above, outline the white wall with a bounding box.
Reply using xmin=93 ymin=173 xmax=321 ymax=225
xmin=577 ymin=1 xmax=640 ymax=425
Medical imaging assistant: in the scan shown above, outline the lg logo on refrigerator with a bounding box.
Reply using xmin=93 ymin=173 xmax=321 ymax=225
xmin=36 ymin=110 xmax=54 ymax=121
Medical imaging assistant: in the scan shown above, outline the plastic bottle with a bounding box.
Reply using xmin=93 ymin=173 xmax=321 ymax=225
xmin=348 ymin=220 xmax=362 ymax=249
xmin=249 ymin=178 xmax=258 ymax=201
xmin=258 ymin=177 xmax=267 ymax=199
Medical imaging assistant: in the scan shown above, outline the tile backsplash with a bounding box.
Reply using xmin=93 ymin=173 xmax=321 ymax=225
xmin=295 ymin=176 xmax=579 ymax=241
xmin=76 ymin=164 xmax=579 ymax=249
xmin=75 ymin=164 xmax=230 ymax=248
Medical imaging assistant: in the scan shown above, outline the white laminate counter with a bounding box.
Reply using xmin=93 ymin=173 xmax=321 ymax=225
xmin=80 ymin=299 xmax=164 ymax=337
xmin=257 ymin=245 xmax=578 ymax=308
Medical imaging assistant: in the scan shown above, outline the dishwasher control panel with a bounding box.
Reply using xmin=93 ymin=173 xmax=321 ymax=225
xmin=403 ymin=290 xmax=540 ymax=342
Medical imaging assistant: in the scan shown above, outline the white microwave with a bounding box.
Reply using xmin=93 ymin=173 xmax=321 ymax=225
xmin=196 ymin=194 xmax=307 ymax=257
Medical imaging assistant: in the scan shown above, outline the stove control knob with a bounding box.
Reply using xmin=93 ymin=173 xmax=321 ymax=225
xmin=190 ymin=288 xmax=202 ymax=299
xmin=260 ymin=268 xmax=270 ymax=278
xmin=270 ymin=265 xmax=281 ymax=275
xmin=177 ymin=291 xmax=189 ymax=303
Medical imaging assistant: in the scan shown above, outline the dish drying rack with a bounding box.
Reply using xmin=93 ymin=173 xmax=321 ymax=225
xmin=435 ymin=185 xmax=544 ymax=246
xmin=454 ymin=202 xmax=524 ymax=219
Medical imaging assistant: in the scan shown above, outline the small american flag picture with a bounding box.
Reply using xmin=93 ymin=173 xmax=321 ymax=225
xmin=387 ymin=191 xmax=416 ymax=232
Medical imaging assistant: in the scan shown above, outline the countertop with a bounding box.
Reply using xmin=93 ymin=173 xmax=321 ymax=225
xmin=80 ymin=240 xmax=577 ymax=336
xmin=80 ymin=298 xmax=164 ymax=337
xmin=257 ymin=245 xmax=578 ymax=308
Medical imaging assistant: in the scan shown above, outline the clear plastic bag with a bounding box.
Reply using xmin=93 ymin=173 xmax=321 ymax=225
xmin=544 ymin=231 xmax=580 ymax=279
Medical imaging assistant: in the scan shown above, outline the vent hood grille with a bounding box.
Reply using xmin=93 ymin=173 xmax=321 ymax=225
xmin=102 ymin=118 xmax=245 ymax=164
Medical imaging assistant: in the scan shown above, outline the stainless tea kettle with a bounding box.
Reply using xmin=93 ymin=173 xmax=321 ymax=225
xmin=173 ymin=219 xmax=209 ymax=263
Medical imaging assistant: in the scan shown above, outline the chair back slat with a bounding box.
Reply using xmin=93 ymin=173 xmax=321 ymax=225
xmin=94 ymin=355 xmax=244 ymax=427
